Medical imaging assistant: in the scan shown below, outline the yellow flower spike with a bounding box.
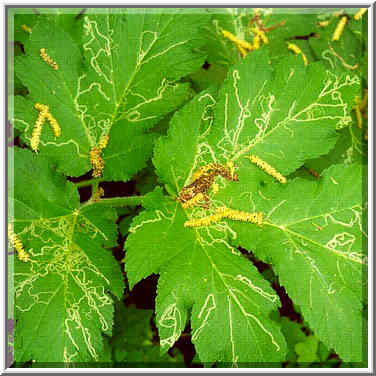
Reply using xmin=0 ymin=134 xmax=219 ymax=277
xmin=225 ymin=160 xmax=235 ymax=176
xmin=31 ymin=103 xmax=49 ymax=152
xmin=300 ymin=52 xmax=308 ymax=66
xmin=237 ymin=44 xmax=248 ymax=58
xmin=221 ymin=29 xmax=254 ymax=57
xmin=30 ymin=116 xmax=44 ymax=152
xmin=246 ymin=154 xmax=287 ymax=184
xmin=45 ymin=112 xmax=61 ymax=138
xmin=212 ymin=183 xmax=219 ymax=194
xmin=184 ymin=211 xmax=225 ymax=228
xmin=250 ymin=26 xmax=268 ymax=47
xmin=287 ymin=42 xmax=308 ymax=66
xmin=8 ymin=224 xmax=30 ymax=262
xmin=40 ymin=48 xmax=59 ymax=70
xmin=253 ymin=34 xmax=261 ymax=50
xmin=287 ymin=42 xmax=301 ymax=55
xmin=179 ymin=163 xmax=238 ymax=209
xmin=92 ymin=187 xmax=105 ymax=202
xmin=21 ymin=24 xmax=32 ymax=34
xmin=318 ymin=20 xmax=330 ymax=27
xmin=332 ymin=16 xmax=347 ymax=41
xmin=192 ymin=163 xmax=217 ymax=181
xmin=181 ymin=192 xmax=205 ymax=209
xmin=184 ymin=206 xmax=263 ymax=228
xmin=90 ymin=146 xmax=105 ymax=178
xmin=223 ymin=208 xmax=264 ymax=227
xmin=359 ymin=89 xmax=368 ymax=112
xmin=354 ymin=8 xmax=367 ymax=21
xmin=34 ymin=103 xmax=49 ymax=113
xmin=259 ymin=31 xmax=268 ymax=44
xmin=98 ymin=134 xmax=110 ymax=150
xmin=353 ymin=104 xmax=363 ymax=128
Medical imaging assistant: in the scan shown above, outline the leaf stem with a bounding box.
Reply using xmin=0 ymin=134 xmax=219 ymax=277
xmin=80 ymin=196 xmax=144 ymax=209
xmin=73 ymin=178 xmax=103 ymax=188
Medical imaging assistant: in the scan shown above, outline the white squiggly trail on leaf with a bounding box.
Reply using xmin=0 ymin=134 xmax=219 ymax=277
xmin=227 ymin=295 xmax=239 ymax=367
xmin=124 ymin=79 xmax=177 ymax=123
xmin=83 ymin=16 xmax=114 ymax=85
xmin=13 ymin=210 xmax=113 ymax=362
xmin=192 ymin=294 xmax=216 ymax=341
xmin=228 ymin=288 xmax=281 ymax=355
xmin=211 ymin=68 xmax=361 ymax=162
xmin=129 ymin=208 xmax=175 ymax=234
xmin=159 ymin=302 xmax=183 ymax=348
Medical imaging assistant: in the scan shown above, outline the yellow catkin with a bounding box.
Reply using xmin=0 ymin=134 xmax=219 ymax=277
xmin=354 ymin=8 xmax=367 ymax=21
xmin=251 ymin=27 xmax=268 ymax=49
xmin=93 ymin=187 xmax=105 ymax=201
xmin=21 ymin=24 xmax=32 ymax=33
xmin=212 ymin=183 xmax=219 ymax=194
xmin=181 ymin=192 xmax=205 ymax=209
xmin=237 ymin=44 xmax=248 ymax=58
xmin=90 ymin=147 xmax=104 ymax=178
xmin=98 ymin=134 xmax=110 ymax=150
xmin=222 ymin=207 xmax=264 ymax=226
xmin=318 ymin=20 xmax=329 ymax=27
xmin=30 ymin=115 xmax=44 ymax=152
xmin=287 ymin=43 xmax=308 ymax=66
xmin=8 ymin=224 xmax=30 ymax=262
xmin=332 ymin=16 xmax=347 ymax=41
xmin=287 ymin=42 xmax=301 ymax=55
xmin=45 ymin=112 xmax=61 ymax=138
xmin=34 ymin=102 xmax=49 ymax=113
xmin=253 ymin=34 xmax=261 ymax=50
xmin=31 ymin=103 xmax=49 ymax=152
xmin=353 ymin=104 xmax=363 ymax=128
xmin=221 ymin=29 xmax=254 ymax=57
xmin=300 ymin=53 xmax=308 ymax=66
xmin=192 ymin=163 xmax=217 ymax=181
xmin=40 ymin=48 xmax=59 ymax=70
xmin=225 ymin=161 xmax=237 ymax=181
xmin=359 ymin=89 xmax=368 ymax=112
xmin=184 ymin=210 xmax=225 ymax=228
xmin=184 ymin=206 xmax=263 ymax=228
xmin=247 ymin=155 xmax=287 ymax=184
xmin=259 ymin=31 xmax=268 ymax=44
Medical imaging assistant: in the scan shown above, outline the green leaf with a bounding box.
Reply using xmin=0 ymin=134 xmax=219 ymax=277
xmin=125 ymin=189 xmax=286 ymax=365
xmin=274 ymin=317 xmax=305 ymax=366
xmin=305 ymin=123 xmax=367 ymax=174
xmin=295 ymin=335 xmax=319 ymax=364
xmin=201 ymin=8 xmax=252 ymax=67
xmin=11 ymin=9 xmax=38 ymax=44
xmin=10 ymin=148 xmax=123 ymax=363
xmin=235 ymin=164 xmax=367 ymax=362
xmin=13 ymin=10 xmax=207 ymax=178
xmin=208 ymin=52 xmax=359 ymax=174
xmin=153 ymin=87 xmax=219 ymax=194
xmin=204 ymin=9 xmax=319 ymax=68
xmin=126 ymin=51 xmax=364 ymax=365
xmin=110 ymin=301 xmax=184 ymax=366
xmin=309 ymin=13 xmax=363 ymax=74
